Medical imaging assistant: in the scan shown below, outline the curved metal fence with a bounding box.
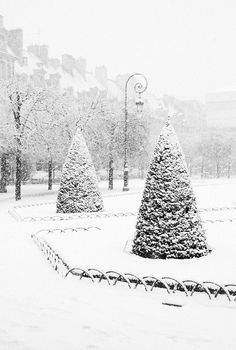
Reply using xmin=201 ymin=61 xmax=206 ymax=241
xmin=9 ymin=202 xmax=236 ymax=223
xmin=32 ymin=227 xmax=236 ymax=303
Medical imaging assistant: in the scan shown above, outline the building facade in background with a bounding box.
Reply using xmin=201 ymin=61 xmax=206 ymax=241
xmin=206 ymin=91 xmax=236 ymax=129
xmin=0 ymin=14 xmax=159 ymax=106
xmin=0 ymin=14 xmax=125 ymax=100
xmin=0 ymin=15 xmax=20 ymax=80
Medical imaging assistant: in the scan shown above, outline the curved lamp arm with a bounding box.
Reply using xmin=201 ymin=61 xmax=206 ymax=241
xmin=125 ymin=73 xmax=148 ymax=95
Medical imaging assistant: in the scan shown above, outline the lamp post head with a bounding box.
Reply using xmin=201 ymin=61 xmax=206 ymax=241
xmin=136 ymin=94 xmax=144 ymax=113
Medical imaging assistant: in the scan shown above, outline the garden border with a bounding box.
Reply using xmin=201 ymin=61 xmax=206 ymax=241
xmin=9 ymin=201 xmax=236 ymax=223
xmin=31 ymin=227 xmax=236 ymax=303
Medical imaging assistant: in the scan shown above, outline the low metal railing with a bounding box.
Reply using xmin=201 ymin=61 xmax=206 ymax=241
xmin=10 ymin=201 xmax=236 ymax=223
xmin=32 ymin=227 xmax=236 ymax=303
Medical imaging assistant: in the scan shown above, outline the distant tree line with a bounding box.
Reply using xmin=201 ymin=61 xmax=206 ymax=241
xmin=1 ymin=80 xmax=236 ymax=200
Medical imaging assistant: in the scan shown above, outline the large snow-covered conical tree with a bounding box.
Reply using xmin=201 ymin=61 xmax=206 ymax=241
xmin=56 ymin=128 xmax=104 ymax=213
xmin=132 ymin=119 xmax=208 ymax=259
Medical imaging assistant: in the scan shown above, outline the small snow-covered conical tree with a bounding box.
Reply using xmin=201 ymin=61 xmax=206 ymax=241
xmin=132 ymin=119 xmax=208 ymax=259
xmin=56 ymin=128 xmax=104 ymax=213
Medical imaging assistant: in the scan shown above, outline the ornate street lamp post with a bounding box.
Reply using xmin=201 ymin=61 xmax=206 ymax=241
xmin=123 ymin=73 xmax=148 ymax=191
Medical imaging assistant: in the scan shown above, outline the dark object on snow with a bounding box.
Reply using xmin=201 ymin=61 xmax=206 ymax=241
xmin=56 ymin=129 xmax=104 ymax=213
xmin=132 ymin=119 xmax=209 ymax=259
xmin=162 ymin=302 xmax=183 ymax=307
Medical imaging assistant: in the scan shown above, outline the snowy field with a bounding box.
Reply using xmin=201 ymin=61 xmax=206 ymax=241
xmin=9 ymin=178 xmax=236 ymax=221
xmin=38 ymin=219 xmax=236 ymax=286
xmin=1 ymin=179 xmax=236 ymax=349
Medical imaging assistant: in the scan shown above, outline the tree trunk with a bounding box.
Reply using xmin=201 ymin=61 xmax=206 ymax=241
xmin=0 ymin=153 xmax=7 ymax=193
xmin=108 ymin=159 xmax=113 ymax=190
xmin=48 ymin=158 xmax=53 ymax=190
xmin=14 ymin=92 xmax=22 ymax=201
xmin=15 ymin=147 xmax=22 ymax=201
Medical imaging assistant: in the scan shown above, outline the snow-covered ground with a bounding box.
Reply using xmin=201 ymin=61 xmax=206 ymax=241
xmin=39 ymin=219 xmax=236 ymax=286
xmin=9 ymin=177 xmax=236 ymax=220
xmin=1 ymin=179 xmax=236 ymax=349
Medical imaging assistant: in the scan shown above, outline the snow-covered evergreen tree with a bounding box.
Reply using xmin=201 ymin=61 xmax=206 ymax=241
xmin=132 ymin=119 xmax=209 ymax=259
xmin=56 ymin=128 xmax=104 ymax=213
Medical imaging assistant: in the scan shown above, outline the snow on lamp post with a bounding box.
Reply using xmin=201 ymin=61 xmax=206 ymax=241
xmin=123 ymin=73 xmax=148 ymax=191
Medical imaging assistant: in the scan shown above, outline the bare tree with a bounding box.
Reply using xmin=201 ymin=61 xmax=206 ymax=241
xmin=29 ymin=90 xmax=78 ymax=190
xmin=1 ymin=80 xmax=43 ymax=200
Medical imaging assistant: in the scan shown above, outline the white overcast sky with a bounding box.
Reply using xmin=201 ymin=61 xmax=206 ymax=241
xmin=1 ymin=0 xmax=236 ymax=101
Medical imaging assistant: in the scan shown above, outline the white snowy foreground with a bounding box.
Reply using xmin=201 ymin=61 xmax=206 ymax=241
xmin=0 ymin=179 xmax=236 ymax=349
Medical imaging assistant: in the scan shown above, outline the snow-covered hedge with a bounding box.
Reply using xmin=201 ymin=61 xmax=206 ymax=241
xmin=56 ymin=128 xmax=104 ymax=213
xmin=132 ymin=120 xmax=209 ymax=259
